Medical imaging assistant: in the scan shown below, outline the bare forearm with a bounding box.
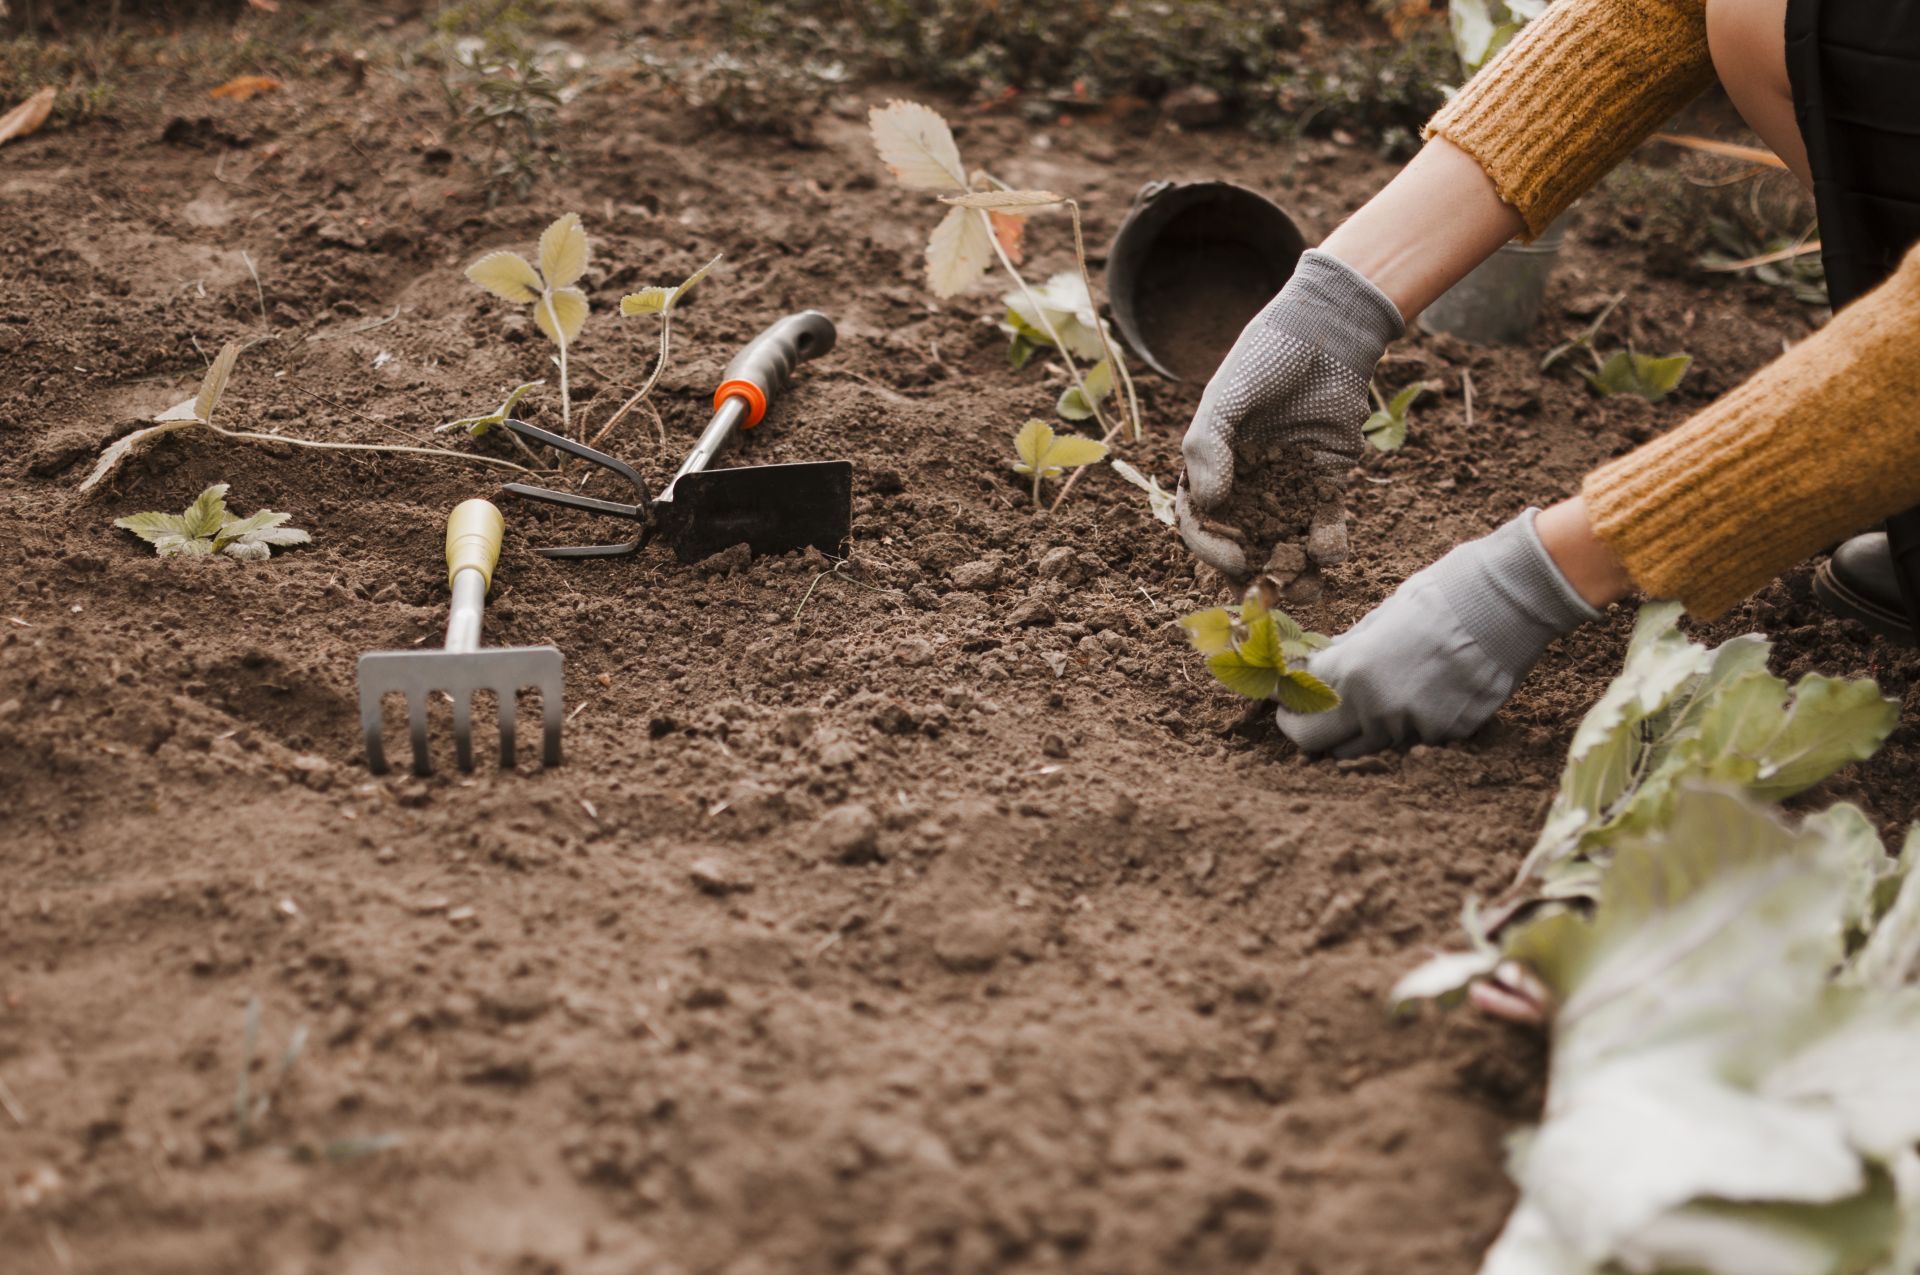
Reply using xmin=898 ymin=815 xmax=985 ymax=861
xmin=1318 ymin=137 xmax=1525 ymax=324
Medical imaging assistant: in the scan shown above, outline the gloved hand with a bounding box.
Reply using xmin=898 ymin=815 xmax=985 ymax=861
xmin=1277 ymin=509 xmax=1602 ymax=758
xmin=1178 ymin=248 xmax=1405 ymax=578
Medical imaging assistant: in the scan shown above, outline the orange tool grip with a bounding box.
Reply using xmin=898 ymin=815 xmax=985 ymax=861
xmin=713 ymin=379 xmax=769 ymax=428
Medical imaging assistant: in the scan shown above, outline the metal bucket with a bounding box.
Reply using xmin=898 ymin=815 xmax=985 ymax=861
xmin=1105 ymin=180 xmax=1306 ymax=382
xmin=1417 ymin=221 xmax=1568 ymax=344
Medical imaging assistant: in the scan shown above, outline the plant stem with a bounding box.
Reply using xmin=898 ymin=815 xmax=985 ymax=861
xmin=540 ymin=290 xmax=572 ymax=440
xmin=207 ymin=425 xmax=538 ymax=474
xmin=588 ymin=307 xmax=673 ymax=452
xmin=1033 ymin=468 xmax=1042 ymax=507
xmin=1065 ymin=200 xmax=1139 ymax=441
xmin=980 ymin=207 xmax=1116 ymax=441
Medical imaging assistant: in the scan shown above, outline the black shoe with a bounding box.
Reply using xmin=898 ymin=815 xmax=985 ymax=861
xmin=1814 ymin=532 xmax=1918 ymax=644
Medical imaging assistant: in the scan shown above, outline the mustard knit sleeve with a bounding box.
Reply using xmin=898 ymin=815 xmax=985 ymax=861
xmin=1425 ymin=0 xmax=1715 ymax=236
xmin=1583 ymin=244 xmax=1920 ymax=619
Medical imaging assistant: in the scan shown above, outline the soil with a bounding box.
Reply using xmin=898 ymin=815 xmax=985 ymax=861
xmin=1189 ymin=443 xmax=1346 ymax=605
xmin=4 ymin=11 xmax=1919 ymax=1275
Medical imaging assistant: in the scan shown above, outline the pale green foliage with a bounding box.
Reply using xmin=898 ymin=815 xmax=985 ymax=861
xmin=437 ymin=380 xmax=542 ymax=437
xmin=1449 ymin=0 xmax=1546 ymax=74
xmin=1543 ymin=293 xmax=1692 ymax=402
xmin=1385 ymin=601 xmax=1916 ymax=1275
xmin=114 ymin=483 xmax=310 ymax=561
xmin=1110 ymin=459 xmax=1174 ymax=526
xmin=1012 ymin=418 xmax=1107 ymax=505
xmin=1475 ymin=787 xmax=1920 ymax=1275
xmin=1003 ymin=271 xmax=1109 ymax=365
xmin=1517 ymin=603 xmax=1896 ymax=897
xmin=468 ymin=212 xmax=589 ymax=437
xmin=81 ymin=341 xmax=240 ymax=492
xmin=1179 ymin=595 xmax=1337 ymax=713
xmin=1362 ymin=380 xmax=1423 ymax=452
xmin=619 ymin=252 xmax=721 ymax=318
xmin=1056 ymin=358 xmax=1113 ymax=422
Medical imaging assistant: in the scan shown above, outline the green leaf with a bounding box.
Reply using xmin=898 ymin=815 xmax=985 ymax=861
xmin=1585 ymin=349 xmax=1693 ymax=402
xmin=1207 ymin=649 xmax=1280 ymax=701
xmin=158 ymin=535 xmax=215 ymax=557
xmin=1848 ymin=827 xmax=1920 ymax=989
xmin=1178 ymin=607 xmax=1235 ymax=656
xmin=1748 ymin=674 xmax=1899 ymax=801
xmin=1056 ymin=359 xmax=1114 ymax=422
xmin=1240 ymin=609 xmax=1283 ymax=669
xmin=1386 ymin=382 xmax=1425 ymax=416
xmin=1008 ymin=333 xmax=1042 ymax=371
xmin=620 ymin=286 xmax=673 ymax=316
xmin=926 ymin=203 xmax=994 ymax=298
xmin=1361 ymin=408 xmax=1405 ymax=453
xmin=1012 ymin=418 xmax=1055 ymax=477
xmin=1272 ymin=668 xmax=1339 ymax=714
xmin=181 ymin=484 xmax=230 ymax=538
xmin=113 ymin=511 xmax=190 ymax=544
xmin=223 ymin=540 xmax=272 ymax=562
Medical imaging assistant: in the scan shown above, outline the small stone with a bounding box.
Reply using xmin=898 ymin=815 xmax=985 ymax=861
xmin=1335 ymin=754 xmax=1393 ymax=776
xmin=1263 ymin=542 xmax=1308 ymax=579
xmin=1161 ymin=84 xmax=1225 ymax=128
xmin=870 ymin=468 xmax=906 ymax=495
xmin=809 ymin=804 xmax=880 ymax=864
xmin=893 ymin=636 xmax=935 ymax=667
xmin=481 ymin=985 xmax=551 ymax=1024
xmin=1036 ymin=546 xmax=1081 ymax=584
xmin=689 ymin=855 xmax=754 ymax=896
xmin=1306 ymin=507 xmax=1349 ymax=567
xmin=949 ymin=558 xmax=1004 ymax=590
xmin=1008 ymin=596 xmax=1056 ymax=627
xmin=934 ymin=909 xmax=1014 ymax=972
xmin=1041 ymin=733 xmax=1069 ymax=759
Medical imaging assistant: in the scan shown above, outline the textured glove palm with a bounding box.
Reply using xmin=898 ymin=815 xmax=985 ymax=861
xmin=1178 ymin=249 xmax=1405 ymax=577
xmin=1276 ymin=510 xmax=1602 ymax=758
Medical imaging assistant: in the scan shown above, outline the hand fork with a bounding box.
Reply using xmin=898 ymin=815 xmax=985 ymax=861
xmin=357 ymin=499 xmax=563 ymax=775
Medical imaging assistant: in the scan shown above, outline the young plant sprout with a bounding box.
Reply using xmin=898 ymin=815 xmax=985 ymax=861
xmin=590 ymin=252 xmax=723 ymax=449
xmin=1542 ymin=292 xmax=1693 ymax=402
xmin=1012 ymin=418 xmax=1107 ymax=507
xmin=1110 ymin=459 xmax=1175 ymax=525
xmin=437 ymin=380 xmax=542 ymax=437
xmin=1180 ymin=595 xmax=1339 ymax=713
xmin=79 ymin=342 xmax=532 ymax=493
xmin=1362 ymin=380 xmax=1425 ymax=452
xmin=114 ymin=483 xmax=310 ymax=561
xmin=467 ymin=212 xmax=590 ymax=440
xmin=867 ymin=101 xmax=1140 ymax=448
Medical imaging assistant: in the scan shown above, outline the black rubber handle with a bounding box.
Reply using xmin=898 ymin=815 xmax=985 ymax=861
xmin=715 ymin=310 xmax=837 ymax=424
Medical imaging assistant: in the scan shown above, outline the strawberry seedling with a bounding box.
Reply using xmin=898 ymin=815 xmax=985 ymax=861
xmin=1180 ymin=596 xmax=1339 ymax=713
xmin=1362 ymin=380 xmax=1425 ymax=452
xmin=1012 ymin=418 xmax=1107 ymax=507
xmin=468 ymin=212 xmax=590 ymax=440
xmin=1111 ymin=459 xmax=1175 ymax=526
xmin=114 ymin=483 xmax=310 ymax=562
xmin=592 ymin=252 xmax=723 ymax=448
xmin=1542 ymin=293 xmax=1692 ymax=402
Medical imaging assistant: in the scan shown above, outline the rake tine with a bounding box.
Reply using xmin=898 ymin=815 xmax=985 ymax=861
xmin=498 ymin=691 xmax=518 ymax=770
xmin=452 ymin=691 xmax=474 ymax=772
xmin=408 ymin=693 xmax=431 ymax=777
xmin=541 ymin=678 xmax=564 ymax=767
xmin=360 ymin=684 xmax=389 ymax=775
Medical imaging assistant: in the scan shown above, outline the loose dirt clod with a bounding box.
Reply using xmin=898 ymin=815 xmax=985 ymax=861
xmin=1188 ymin=441 xmax=1343 ymax=605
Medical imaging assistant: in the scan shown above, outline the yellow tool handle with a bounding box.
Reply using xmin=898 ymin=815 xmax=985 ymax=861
xmin=445 ymin=498 xmax=505 ymax=592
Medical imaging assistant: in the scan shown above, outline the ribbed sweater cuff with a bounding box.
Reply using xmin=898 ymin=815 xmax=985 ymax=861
xmin=1424 ymin=0 xmax=1716 ymax=237
xmin=1584 ymin=245 xmax=1920 ymax=618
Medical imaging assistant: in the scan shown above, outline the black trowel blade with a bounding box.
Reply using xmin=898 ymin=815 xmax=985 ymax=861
xmin=658 ymin=460 xmax=854 ymax=564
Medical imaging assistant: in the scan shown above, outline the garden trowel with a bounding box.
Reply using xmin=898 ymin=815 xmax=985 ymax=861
xmin=501 ymin=310 xmax=852 ymax=563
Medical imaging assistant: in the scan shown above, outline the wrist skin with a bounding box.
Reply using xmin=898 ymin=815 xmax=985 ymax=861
xmin=1538 ymin=496 xmax=1632 ymax=608
xmin=1317 ymin=137 xmax=1526 ymax=324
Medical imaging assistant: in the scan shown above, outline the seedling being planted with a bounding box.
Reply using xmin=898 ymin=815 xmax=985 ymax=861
xmin=1012 ymin=418 xmax=1107 ymax=506
xmin=591 ymin=251 xmax=723 ymax=448
xmin=1542 ymin=293 xmax=1692 ymax=402
xmin=1111 ymin=459 xmax=1175 ymax=525
xmin=1180 ymin=596 xmax=1339 ymax=714
xmin=468 ymin=212 xmax=590 ymax=439
xmin=114 ymin=483 xmax=310 ymax=561
xmin=1362 ymin=380 xmax=1424 ymax=452
xmin=867 ymin=101 xmax=1139 ymax=445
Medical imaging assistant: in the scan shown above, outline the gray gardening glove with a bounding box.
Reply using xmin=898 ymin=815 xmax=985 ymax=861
xmin=1278 ymin=510 xmax=1602 ymax=758
xmin=1178 ymin=248 xmax=1405 ymax=577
